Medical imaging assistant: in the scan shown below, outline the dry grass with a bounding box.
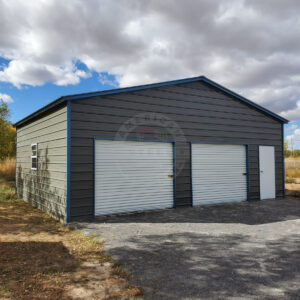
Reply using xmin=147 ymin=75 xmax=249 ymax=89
xmin=285 ymin=158 xmax=300 ymax=180
xmin=285 ymin=168 xmax=300 ymax=178
xmin=0 ymin=160 xmax=15 ymax=182
xmin=0 ymin=177 xmax=142 ymax=300
xmin=285 ymin=159 xmax=300 ymax=197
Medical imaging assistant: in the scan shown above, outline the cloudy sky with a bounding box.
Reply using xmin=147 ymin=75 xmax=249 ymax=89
xmin=0 ymin=0 xmax=299 ymax=146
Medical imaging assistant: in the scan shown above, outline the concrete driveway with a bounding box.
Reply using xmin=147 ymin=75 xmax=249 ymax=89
xmin=76 ymin=199 xmax=300 ymax=299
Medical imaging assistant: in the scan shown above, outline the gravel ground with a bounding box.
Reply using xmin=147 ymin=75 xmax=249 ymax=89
xmin=75 ymin=199 xmax=300 ymax=299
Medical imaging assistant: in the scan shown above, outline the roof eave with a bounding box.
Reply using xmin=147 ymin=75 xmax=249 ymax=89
xmin=14 ymin=97 xmax=66 ymax=127
xmin=200 ymin=76 xmax=289 ymax=124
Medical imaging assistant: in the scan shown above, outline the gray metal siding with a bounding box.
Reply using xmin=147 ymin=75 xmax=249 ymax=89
xmin=70 ymin=81 xmax=283 ymax=220
xmin=16 ymin=106 xmax=67 ymax=221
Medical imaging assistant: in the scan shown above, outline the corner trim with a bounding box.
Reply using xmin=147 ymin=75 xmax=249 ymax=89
xmin=282 ymin=125 xmax=286 ymax=198
xmin=66 ymin=101 xmax=71 ymax=223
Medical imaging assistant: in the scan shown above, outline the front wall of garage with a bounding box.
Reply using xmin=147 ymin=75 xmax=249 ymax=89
xmin=69 ymin=81 xmax=284 ymax=220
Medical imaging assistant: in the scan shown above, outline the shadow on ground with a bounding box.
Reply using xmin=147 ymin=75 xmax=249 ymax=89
xmin=0 ymin=241 xmax=77 ymax=299
xmin=109 ymin=233 xmax=300 ymax=299
xmin=92 ymin=199 xmax=300 ymax=225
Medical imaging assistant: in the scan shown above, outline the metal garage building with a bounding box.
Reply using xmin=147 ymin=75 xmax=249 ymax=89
xmin=15 ymin=76 xmax=288 ymax=222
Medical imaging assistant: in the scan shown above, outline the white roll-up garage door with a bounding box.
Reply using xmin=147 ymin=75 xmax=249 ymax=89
xmin=95 ymin=140 xmax=174 ymax=215
xmin=192 ymin=143 xmax=247 ymax=205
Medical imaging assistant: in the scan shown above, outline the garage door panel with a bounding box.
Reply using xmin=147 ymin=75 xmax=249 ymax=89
xmin=95 ymin=140 xmax=174 ymax=215
xmin=95 ymin=171 xmax=173 ymax=178
xmin=192 ymin=143 xmax=247 ymax=205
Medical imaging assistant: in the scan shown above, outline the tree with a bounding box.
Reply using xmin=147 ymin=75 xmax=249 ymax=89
xmin=284 ymin=141 xmax=291 ymax=157
xmin=0 ymin=100 xmax=16 ymax=160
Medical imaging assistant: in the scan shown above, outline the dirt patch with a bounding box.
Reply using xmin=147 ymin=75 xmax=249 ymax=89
xmin=0 ymin=179 xmax=142 ymax=299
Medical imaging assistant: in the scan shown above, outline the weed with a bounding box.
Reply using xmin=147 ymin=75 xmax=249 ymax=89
xmin=112 ymin=264 xmax=131 ymax=280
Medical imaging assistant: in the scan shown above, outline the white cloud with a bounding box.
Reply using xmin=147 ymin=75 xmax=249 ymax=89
xmin=286 ymin=128 xmax=300 ymax=147
xmin=98 ymin=73 xmax=118 ymax=87
xmin=0 ymin=0 xmax=300 ymax=119
xmin=0 ymin=93 xmax=13 ymax=103
xmin=0 ymin=59 xmax=89 ymax=88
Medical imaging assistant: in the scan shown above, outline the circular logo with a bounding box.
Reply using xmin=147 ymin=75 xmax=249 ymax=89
xmin=113 ymin=112 xmax=187 ymax=177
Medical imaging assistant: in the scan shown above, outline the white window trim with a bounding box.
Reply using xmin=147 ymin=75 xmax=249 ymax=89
xmin=31 ymin=143 xmax=38 ymax=170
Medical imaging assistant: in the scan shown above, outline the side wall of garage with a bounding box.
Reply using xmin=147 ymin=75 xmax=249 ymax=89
xmin=69 ymin=81 xmax=284 ymax=220
xmin=16 ymin=105 xmax=68 ymax=221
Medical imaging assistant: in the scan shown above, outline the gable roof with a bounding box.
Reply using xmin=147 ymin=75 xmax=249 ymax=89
xmin=14 ymin=75 xmax=288 ymax=127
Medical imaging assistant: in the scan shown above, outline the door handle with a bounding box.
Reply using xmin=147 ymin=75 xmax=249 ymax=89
xmin=168 ymin=174 xmax=174 ymax=178
xmin=260 ymin=170 xmax=263 ymax=173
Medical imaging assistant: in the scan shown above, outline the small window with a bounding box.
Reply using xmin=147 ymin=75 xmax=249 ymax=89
xmin=31 ymin=143 xmax=38 ymax=170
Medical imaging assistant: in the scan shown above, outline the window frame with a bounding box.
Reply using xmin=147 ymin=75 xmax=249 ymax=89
xmin=31 ymin=143 xmax=38 ymax=170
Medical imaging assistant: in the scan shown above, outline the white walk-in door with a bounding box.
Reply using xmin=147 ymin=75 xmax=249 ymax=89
xmin=259 ymin=146 xmax=276 ymax=200
xmin=192 ymin=143 xmax=247 ymax=205
xmin=95 ymin=140 xmax=174 ymax=215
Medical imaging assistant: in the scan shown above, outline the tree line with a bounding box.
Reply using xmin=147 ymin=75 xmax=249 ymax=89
xmin=284 ymin=141 xmax=300 ymax=158
xmin=0 ymin=100 xmax=16 ymax=160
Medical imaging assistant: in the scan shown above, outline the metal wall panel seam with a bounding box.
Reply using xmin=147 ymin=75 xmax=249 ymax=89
xmin=94 ymin=137 xmax=176 ymax=143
